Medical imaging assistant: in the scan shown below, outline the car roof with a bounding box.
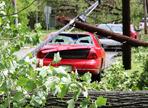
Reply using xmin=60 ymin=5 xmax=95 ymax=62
xmin=98 ymin=24 xmax=122 ymax=26
xmin=98 ymin=24 xmax=134 ymax=26
xmin=98 ymin=24 xmax=134 ymax=30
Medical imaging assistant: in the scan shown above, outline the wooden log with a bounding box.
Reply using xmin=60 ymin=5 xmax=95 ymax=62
xmin=46 ymin=91 xmax=148 ymax=108
xmin=0 ymin=91 xmax=148 ymax=107
xmin=57 ymin=17 xmax=148 ymax=47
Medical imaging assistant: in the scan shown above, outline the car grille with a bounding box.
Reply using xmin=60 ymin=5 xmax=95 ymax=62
xmin=45 ymin=49 xmax=90 ymax=59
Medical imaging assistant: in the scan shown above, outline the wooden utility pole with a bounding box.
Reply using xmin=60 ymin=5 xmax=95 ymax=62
xmin=144 ymin=0 xmax=147 ymax=34
xmin=122 ymin=0 xmax=131 ymax=69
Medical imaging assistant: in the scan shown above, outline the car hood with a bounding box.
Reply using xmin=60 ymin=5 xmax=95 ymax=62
xmin=40 ymin=44 xmax=93 ymax=53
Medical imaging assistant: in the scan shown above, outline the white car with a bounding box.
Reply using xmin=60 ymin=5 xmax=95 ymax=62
xmin=97 ymin=24 xmax=138 ymax=50
xmin=97 ymin=24 xmax=123 ymax=50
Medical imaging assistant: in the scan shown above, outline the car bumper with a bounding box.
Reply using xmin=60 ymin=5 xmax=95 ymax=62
xmin=102 ymin=44 xmax=122 ymax=51
xmin=38 ymin=58 xmax=102 ymax=74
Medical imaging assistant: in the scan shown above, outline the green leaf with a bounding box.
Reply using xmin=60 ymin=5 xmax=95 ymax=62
xmin=73 ymin=88 xmax=81 ymax=101
xmin=17 ymin=77 xmax=36 ymax=92
xmin=81 ymin=72 xmax=91 ymax=83
xmin=0 ymin=17 xmax=2 ymax=26
xmin=25 ymin=80 xmax=36 ymax=92
xmin=27 ymin=53 xmax=33 ymax=58
xmin=13 ymin=92 xmax=24 ymax=102
xmin=58 ymin=84 xmax=69 ymax=98
xmin=80 ymin=98 xmax=90 ymax=108
xmin=67 ymin=99 xmax=75 ymax=108
xmin=52 ymin=52 xmax=61 ymax=64
xmin=31 ymin=95 xmax=42 ymax=106
xmin=39 ymin=68 xmax=48 ymax=78
xmin=90 ymin=103 xmax=97 ymax=108
xmin=0 ymin=81 xmax=7 ymax=92
xmin=17 ymin=77 xmax=28 ymax=87
xmin=95 ymin=96 xmax=107 ymax=107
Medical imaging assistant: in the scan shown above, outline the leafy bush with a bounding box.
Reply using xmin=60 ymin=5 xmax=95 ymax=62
xmin=138 ymin=57 xmax=148 ymax=90
xmin=93 ymin=47 xmax=148 ymax=91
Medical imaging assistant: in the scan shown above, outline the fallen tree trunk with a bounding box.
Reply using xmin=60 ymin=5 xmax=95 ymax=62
xmin=0 ymin=91 xmax=148 ymax=107
xmin=57 ymin=17 xmax=148 ymax=47
xmin=46 ymin=91 xmax=148 ymax=108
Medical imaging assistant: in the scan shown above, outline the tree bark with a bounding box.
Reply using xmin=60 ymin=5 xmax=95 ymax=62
xmin=46 ymin=91 xmax=148 ymax=108
xmin=0 ymin=91 xmax=148 ymax=107
xmin=57 ymin=16 xmax=148 ymax=47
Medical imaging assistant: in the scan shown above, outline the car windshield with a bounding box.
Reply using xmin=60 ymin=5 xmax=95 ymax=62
xmin=98 ymin=24 xmax=123 ymax=39
xmin=98 ymin=24 xmax=122 ymax=32
xmin=49 ymin=33 xmax=93 ymax=45
xmin=111 ymin=26 xmax=122 ymax=32
xmin=98 ymin=24 xmax=111 ymax=31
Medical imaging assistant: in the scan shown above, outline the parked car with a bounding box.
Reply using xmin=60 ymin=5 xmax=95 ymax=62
xmin=139 ymin=17 xmax=148 ymax=30
xmin=37 ymin=32 xmax=105 ymax=80
xmin=97 ymin=24 xmax=138 ymax=50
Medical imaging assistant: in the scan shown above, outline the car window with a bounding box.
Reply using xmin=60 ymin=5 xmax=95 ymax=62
xmin=49 ymin=34 xmax=93 ymax=45
xmin=98 ymin=24 xmax=123 ymax=32
xmin=52 ymin=36 xmax=74 ymax=44
xmin=75 ymin=36 xmax=92 ymax=45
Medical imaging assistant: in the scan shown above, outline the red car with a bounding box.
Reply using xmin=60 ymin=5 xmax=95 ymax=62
xmin=37 ymin=32 xmax=105 ymax=80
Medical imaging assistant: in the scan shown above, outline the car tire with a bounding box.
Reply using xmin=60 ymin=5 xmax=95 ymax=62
xmin=91 ymin=73 xmax=101 ymax=82
xmin=100 ymin=58 xmax=105 ymax=70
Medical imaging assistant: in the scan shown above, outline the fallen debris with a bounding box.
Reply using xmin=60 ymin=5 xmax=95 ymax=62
xmin=57 ymin=16 xmax=148 ymax=47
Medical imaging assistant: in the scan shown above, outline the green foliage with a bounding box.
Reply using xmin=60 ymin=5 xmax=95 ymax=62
xmin=87 ymin=0 xmax=143 ymax=25
xmin=131 ymin=0 xmax=143 ymax=26
xmin=0 ymin=3 xmax=106 ymax=107
xmin=92 ymin=47 xmax=148 ymax=91
xmin=95 ymin=96 xmax=107 ymax=107
xmin=0 ymin=58 xmax=107 ymax=107
xmin=137 ymin=48 xmax=148 ymax=90
xmin=0 ymin=0 xmax=147 ymax=107
xmin=52 ymin=52 xmax=62 ymax=64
